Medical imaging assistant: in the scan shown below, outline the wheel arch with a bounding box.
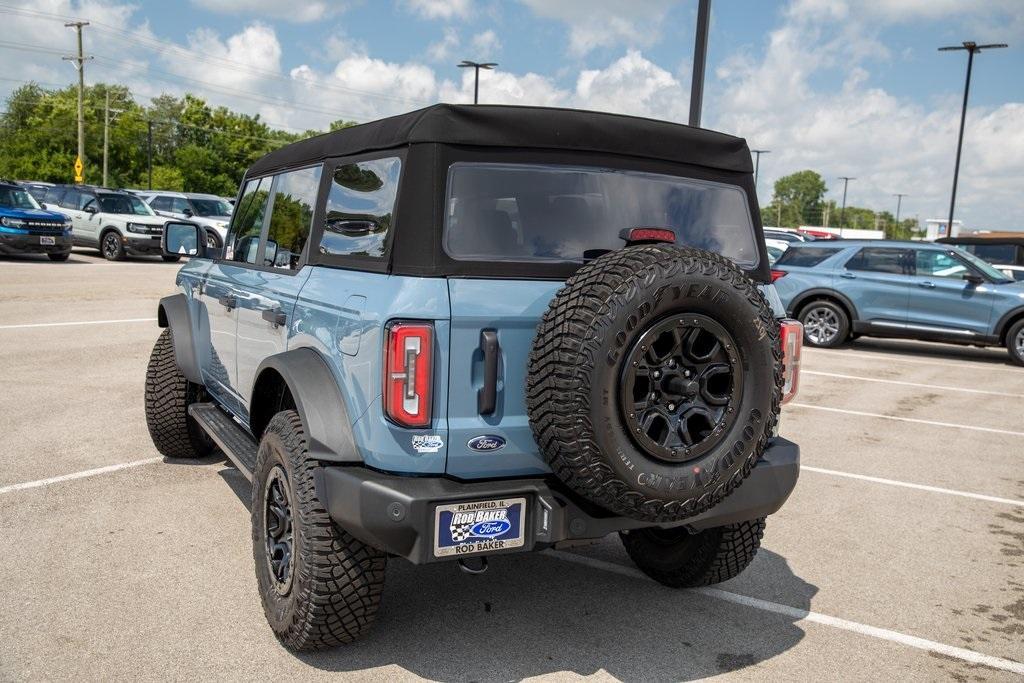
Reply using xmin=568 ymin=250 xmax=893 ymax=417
xmin=995 ymin=306 xmax=1024 ymax=343
xmin=157 ymin=293 xmax=202 ymax=384
xmin=250 ymin=348 xmax=361 ymax=463
xmin=789 ymin=288 xmax=859 ymax=323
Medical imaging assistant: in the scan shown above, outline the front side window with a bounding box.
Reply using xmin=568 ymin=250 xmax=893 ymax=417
xmin=915 ymin=250 xmax=968 ymax=279
xmin=442 ymin=163 xmax=759 ymax=267
xmin=264 ymin=165 xmax=322 ymax=270
xmin=227 ymin=177 xmax=271 ymax=264
xmin=59 ymin=189 xmax=82 ymax=210
xmin=150 ymin=196 xmax=171 ymax=211
xmin=319 ymin=157 xmax=401 ymax=259
xmin=170 ymin=197 xmax=192 ymax=214
xmin=845 ymin=247 xmax=914 ymax=275
xmin=191 ymin=197 xmax=232 ymax=217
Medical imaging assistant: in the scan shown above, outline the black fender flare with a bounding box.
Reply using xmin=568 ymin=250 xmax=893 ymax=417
xmin=157 ymin=293 xmax=203 ymax=384
xmin=252 ymin=348 xmax=361 ymax=463
xmin=788 ymin=288 xmax=860 ymax=321
xmin=994 ymin=306 xmax=1024 ymax=341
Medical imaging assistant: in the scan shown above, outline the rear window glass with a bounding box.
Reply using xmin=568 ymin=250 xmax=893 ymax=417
xmin=845 ymin=247 xmax=914 ymax=275
xmin=964 ymin=243 xmax=1020 ymax=264
xmin=774 ymin=246 xmax=839 ymax=267
xmin=442 ymin=163 xmax=759 ymax=267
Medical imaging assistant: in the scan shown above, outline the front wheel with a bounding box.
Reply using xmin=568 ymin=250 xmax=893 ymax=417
xmin=620 ymin=518 xmax=766 ymax=587
xmin=1006 ymin=319 xmax=1024 ymax=367
xmin=799 ymin=300 xmax=849 ymax=348
xmin=101 ymin=231 xmax=125 ymax=261
xmin=144 ymin=329 xmax=213 ymax=458
xmin=253 ymin=410 xmax=387 ymax=651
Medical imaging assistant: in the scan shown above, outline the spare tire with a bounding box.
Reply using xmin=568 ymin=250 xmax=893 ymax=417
xmin=526 ymin=245 xmax=781 ymax=523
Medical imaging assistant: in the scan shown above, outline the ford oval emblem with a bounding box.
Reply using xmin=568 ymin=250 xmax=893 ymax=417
xmin=467 ymin=435 xmax=506 ymax=452
xmin=470 ymin=519 xmax=511 ymax=538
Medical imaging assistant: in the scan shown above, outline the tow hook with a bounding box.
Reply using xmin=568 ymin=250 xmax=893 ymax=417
xmin=457 ymin=556 xmax=488 ymax=575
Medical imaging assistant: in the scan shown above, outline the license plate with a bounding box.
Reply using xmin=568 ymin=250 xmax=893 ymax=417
xmin=433 ymin=497 xmax=526 ymax=558
xmin=39 ymin=236 xmax=55 ymax=245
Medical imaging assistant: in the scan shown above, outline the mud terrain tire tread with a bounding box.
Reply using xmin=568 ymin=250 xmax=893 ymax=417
xmin=526 ymin=245 xmax=782 ymax=522
xmin=144 ymin=328 xmax=212 ymax=458
xmin=620 ymin=518 xmax=766 ymax=587
xmin=253 ymin=410 xmax=387 ymax=651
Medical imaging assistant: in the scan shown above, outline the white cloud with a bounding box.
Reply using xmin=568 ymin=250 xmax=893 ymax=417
xmin=518 ymin=0 xmax=679 ymax=55
xmin=170 ymin=23 xmax=283 ymax=91
xmin=470 ymin=29 xmax=501 ymax=57
xmin=404 ymin=0 xmax=471 ymax=21
xmin=427 ymin=26 xmax=460 ymax=62
xmin=189 ymin=0 xmax=337 ymax=23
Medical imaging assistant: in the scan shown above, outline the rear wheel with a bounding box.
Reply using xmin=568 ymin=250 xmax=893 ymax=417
xmin=1006 ymin=319 xmax=1024 ymax=366
xmin=101 ymin=231 xmax=125 ymax=261
xmin=798 ymin=300 xmax=849 ymax=348
xmin=253 ymin=410 xmax=387 ymax=651
xmin=620 ymin=518 xmax=766 ymax=587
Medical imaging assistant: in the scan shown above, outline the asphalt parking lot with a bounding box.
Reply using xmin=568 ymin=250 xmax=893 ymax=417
xmin=1 ymin=250 xmax=1022 ymax=681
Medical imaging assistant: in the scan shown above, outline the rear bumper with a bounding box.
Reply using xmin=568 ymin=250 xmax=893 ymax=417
xmin=0 ymin=232 xmax=72 ymax=255
xmin=318 ymin=437 xmax=799 ymax=564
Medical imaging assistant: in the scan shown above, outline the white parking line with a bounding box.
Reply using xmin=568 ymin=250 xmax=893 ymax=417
xmin=805 ymin=348 xmax=1017 ymax=372
xmin=788 ymin=403 xmax=1024 ymax=438
xmin=544 ymin=550 xmax=1024 ymax=676
xmin=802 ymin=466 xmax=1023 ymax=507
xmin=802 ymin=370 xmax=1024 ymax=398
xmin=0 ymin=458 xmax=162 ymax=495
xmin=0 ymin=317 xmax=156 ymax=330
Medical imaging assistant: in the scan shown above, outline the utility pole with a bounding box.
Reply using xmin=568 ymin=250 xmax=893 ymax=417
xmin=63 ymin=21 xmax=92 ymax=184
xmin=938 ymin=41 xmax=1007 ymax=235
xmin=893 ymin=193 xmax=907 ymax=235
xmin=457 ymin=60 xmax=497 ymax=104
xmin=776 ymin=203 xmax=781 ymax=227
xmin=838 ymin=176 xmax=855 ymax=236
xmin=823 ymin=203 xmax=830 ymax=228
xmin=688 ymin=0 xmax=711 ymax=127
xmin=147 ymin=120 xmax=153 ymax=190
xmin=751 ymin=149 xmax=770 ymax=193
xmin=102 ymin=90 xmax=109 ymax=187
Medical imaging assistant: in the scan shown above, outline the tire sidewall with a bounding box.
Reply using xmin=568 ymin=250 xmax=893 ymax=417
xmin=799 ymin=300 xmax=849 ymax=348
xmin=586 ymin=258 xmax=777 ymax=512
xmin=1007 ymin=320 xmax=1024 ymax=366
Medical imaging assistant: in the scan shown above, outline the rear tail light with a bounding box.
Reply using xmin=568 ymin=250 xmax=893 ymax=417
xmin=770 ymin=269 xmax=787 ymax=282
xmin=779 ymin=319 xmax=802 ymax=404
xmin=384 ymin=321 xmax=433 ymax=428
xmin=619 ymin=227 xmax=677 ymax=244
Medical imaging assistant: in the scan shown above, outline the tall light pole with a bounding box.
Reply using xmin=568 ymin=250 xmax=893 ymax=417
xmin=63 ymin=21 xmax=92 ymax=184
xmin=838 ymin=176 xmax=855 ymax=236
xmin=457 ymin=60 xmax=497 ymax=104
xmin=751 ymin=149 xmax=770 ymax=194
xmin=893 ymin=193 xmax=907 ymax=234
xmin=938 ymin=41 xmax=1007 ymax=236
xmin=688 ymin=0 xmax=711 ymax=127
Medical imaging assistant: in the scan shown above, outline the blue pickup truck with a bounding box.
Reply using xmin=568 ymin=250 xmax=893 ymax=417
xmin=0 ymin=180 xmax=72 ymax=261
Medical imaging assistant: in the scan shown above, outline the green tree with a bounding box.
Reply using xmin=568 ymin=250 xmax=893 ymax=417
xmin=764 ymin=170 xmax=827 ymax=228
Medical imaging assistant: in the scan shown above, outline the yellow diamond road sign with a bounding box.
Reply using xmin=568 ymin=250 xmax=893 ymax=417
xmin=74 ymin=156 xmax=83 ymax=182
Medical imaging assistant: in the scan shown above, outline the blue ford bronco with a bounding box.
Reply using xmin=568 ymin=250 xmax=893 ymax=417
xmin=0 ymin=180 xmax=72 ymax=260
xmin=145 ymin=104 xmax=803 ymax=651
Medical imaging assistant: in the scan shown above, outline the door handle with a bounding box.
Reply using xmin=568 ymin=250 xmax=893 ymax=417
xmin=478 ymin=329 xmax=499 ymax=416
xmin=218 ymin=294 xmax=236 ymax=310
xmin=918 ymin=281 xmax=936 ymax=289
xmin=840 ymin=272 xmax=856 ymax=279
xmin=261 ymin=308 xmax=287 ymax=327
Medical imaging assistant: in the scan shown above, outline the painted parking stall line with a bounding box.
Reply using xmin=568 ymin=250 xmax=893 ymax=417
xmin=0 ymin=317 xmax=157 ymax=330
xmin=804 ymin=348 xmax=1020 ymax=372
xmin=0 ymin=458 xmax=162 ymax=495
xmin=802 ymin=370 xmax=1024 ymax=398
xmin=543 ymin=550 xmax=1024 ymax=676
xmin=802 ymin=466 xmax=1024 ymax=507
xmin=787 ymin=403 xmax=1024 ymax=438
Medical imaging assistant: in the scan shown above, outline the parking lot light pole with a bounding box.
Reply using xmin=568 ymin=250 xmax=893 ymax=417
xmin=838 ymin=176 xmax=855 ymax=237
xmin=938 ymin=41 xmax=1007 ymax=235
xmin=457 ymin=60 xmax=498 ymax=104
xmin=752 ymin=149 xmax=770 ymax=197
xmin=893 ymin=193 xmax=907 ymax=233
xmin=688 ymin=0 xmax=711 ymax=127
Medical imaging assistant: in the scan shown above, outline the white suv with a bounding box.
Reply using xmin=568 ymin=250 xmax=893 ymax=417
xmin=137 ymin=191 xmax=231 ymax=251
xmin=42 ymin=185 xmax=177 ymax=261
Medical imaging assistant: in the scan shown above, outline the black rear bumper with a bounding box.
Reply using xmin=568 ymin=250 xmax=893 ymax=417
xmin=317 ymin=437 xmax=799 ymax=564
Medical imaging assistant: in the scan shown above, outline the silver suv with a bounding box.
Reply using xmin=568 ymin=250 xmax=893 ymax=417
xmin=137 ymin=191 xmax=232 ymax=251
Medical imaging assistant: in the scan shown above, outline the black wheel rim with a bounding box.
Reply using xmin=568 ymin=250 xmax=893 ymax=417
xmin=263 ymin=466 xmax=294 ymax=595
xmin=102 ymin=234 xmax=119 ymax=258
xmin=620 ymin=314 xmax=742 ymax=463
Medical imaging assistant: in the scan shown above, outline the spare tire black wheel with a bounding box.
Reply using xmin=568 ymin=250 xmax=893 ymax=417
xmin=527 ymin=245 xmax=782 ymax=523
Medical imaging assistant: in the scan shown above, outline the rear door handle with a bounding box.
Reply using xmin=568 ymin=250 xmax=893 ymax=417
xmin=218 ymin=294 xmax=236 ymax=310
xmin=918 ymin=281 xmax=936 ymax=289
xmin=478 ymin=329 xmax=499 ymax=415
xmin=261 ymin=308 xmax=287 ymax=327
xmin=840 ymin=272 xmax=856 ymax=279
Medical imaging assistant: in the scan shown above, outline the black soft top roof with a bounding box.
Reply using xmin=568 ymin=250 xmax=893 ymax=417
xmin=938 ymin=236 xmax=1024 ymax=246
xmin=247 ymin=104 xmax=754 ymax=176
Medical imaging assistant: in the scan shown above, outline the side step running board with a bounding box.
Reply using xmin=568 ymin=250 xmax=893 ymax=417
xmin=188 ymin=403 xmax=258 ymax=481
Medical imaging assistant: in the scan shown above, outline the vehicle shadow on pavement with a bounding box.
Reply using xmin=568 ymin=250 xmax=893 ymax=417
xmin=216 ymin=462 xmax=816 ymax=681
xmin=843 ymin=338 xmax=1016 ymax=366
xmin=0 ymin=254 xmax=91 ymax=265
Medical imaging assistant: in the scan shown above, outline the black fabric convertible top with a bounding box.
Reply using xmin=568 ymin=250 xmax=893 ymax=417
xmin=247 ymin=104 xmax=754 ymax=176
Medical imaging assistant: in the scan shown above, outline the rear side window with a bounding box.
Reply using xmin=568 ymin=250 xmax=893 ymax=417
xmin=774 ymin=246 xmax=839 ymax=267
xmin=965 ymin=243 xmax=1020 ymax=264
xmin=442 ymin=163 xmax=759 ymax=267
xmin=319 ymin=157 xmax=401 ymax=259
xmin=59 ymin=189 xmax=83 ymax=210
xmin=845 ymin=247 xmax=914 ymax=275
xmin=227 ymin=177 xmax=271 ymax=265
xmin=264 ymin=165 xmax=322 ymax=270
xmin=44 ymin=187 xmax=65 ymax=205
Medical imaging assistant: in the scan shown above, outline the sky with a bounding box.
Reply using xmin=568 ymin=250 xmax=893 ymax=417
xmin=1 ymin=0 xmax=1022 ymax=229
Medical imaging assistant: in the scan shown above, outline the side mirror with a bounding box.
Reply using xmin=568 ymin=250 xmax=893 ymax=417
xmin=963 ymin=272 xmax=984 ymax=286
xmin=183 ymin=208 xmax=194 ymax=218
xmin=84 ymin=205 xmax=98 ymax=214
xmin=325 ymin=218 xmax=376 ymax=236
xmin=162 ymin=221 xmax=206 ymax=258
